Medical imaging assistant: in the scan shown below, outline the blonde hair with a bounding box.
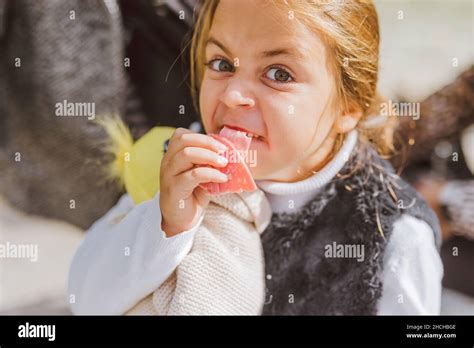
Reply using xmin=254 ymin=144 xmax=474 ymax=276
xmin=190 ymin=0 xmax=396 ymax=157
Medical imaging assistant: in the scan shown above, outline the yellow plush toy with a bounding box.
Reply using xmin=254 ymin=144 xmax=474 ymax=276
xmin=97 ymin=117 xmax=175 ymax=204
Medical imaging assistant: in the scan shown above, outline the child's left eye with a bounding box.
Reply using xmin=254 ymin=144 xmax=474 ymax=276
xmin=265 ymin=67 xmax=293 ymax=83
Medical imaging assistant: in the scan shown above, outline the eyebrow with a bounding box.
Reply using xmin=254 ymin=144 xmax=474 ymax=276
xmin=206 ymin=37 xmax=233 ymax=57
xmin=206 ymin=36 xmax=305 ymax=61
xmin=260 ymin=48 xmax=304 ymax=60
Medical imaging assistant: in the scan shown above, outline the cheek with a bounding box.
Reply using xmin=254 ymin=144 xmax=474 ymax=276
xmin=264 ymin=95 xmax=320 ymax=155
xmin=199 ymin=78 xmax=221 ymax=133
xmin=270 ymin=82 xmax=337 ymax=151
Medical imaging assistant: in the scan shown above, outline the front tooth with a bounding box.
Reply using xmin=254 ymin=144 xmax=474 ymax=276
xmin=246 ymin=132 xmax=260 ymax=139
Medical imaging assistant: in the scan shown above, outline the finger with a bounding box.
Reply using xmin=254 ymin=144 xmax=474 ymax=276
xmin=176 ymin=167 xmax=228 ymax=195
xmin=161 ymin=128 xmax=191 ymax=167
xmin=171 ymin=147 xmax=228 ymax=175
xmin=166 ymin=131 xmax=227 ymax=157
xmin=171 ymin=127 xmax=192 ymax=139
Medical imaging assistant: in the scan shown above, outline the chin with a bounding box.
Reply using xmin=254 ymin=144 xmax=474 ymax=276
xmin=249 ymin=167 xmax=265 ymax=181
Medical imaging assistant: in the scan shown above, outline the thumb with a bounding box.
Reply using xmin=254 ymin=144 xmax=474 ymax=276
xmin=194 ymin=186 xmax=211 ymax=208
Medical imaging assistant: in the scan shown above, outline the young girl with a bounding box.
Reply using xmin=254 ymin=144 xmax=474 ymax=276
xmin=69 ymin=0 xmax=443 ymax=315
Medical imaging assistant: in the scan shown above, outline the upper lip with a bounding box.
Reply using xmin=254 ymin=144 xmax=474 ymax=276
xmin=221 ymin=124 xmax=264 ymax=139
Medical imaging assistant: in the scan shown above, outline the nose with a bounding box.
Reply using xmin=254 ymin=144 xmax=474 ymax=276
xmin=221 ymin=89 xmax=255 ymax=109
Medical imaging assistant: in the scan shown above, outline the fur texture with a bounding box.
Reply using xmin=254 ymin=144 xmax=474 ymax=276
xmin=261 ymin=145 xmax=441 ymax=315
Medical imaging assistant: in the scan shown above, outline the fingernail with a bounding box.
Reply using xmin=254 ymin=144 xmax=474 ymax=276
xmin=217 ymin=156 xmax=228 ymax=165
xmin=215 ymin=142 xmax=227 ymax=152
xmin=220 ymin=173 xmax=228 ymax=182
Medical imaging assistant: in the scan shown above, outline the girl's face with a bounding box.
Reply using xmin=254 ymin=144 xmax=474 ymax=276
xmin=200 ymin=0 xmax=349 ymax=182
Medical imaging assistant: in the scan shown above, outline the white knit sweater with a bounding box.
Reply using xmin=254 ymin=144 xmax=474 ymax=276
xmin=126 ymin=190 xmax=272 ymax=315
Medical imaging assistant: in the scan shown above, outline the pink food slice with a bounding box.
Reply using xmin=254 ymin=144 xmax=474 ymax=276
xmin=200 ymin=127 xmax=257 ymax=195
xmin=219 ymin=126 xmax=252 ymax=153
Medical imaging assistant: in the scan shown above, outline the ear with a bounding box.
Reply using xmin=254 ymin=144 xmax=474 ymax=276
xmin=334 ymin=102 xmax=363 ymax=134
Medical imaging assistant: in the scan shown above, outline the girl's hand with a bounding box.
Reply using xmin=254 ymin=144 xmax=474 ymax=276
xmin=159 ymin=128 xmax=229 ymax=237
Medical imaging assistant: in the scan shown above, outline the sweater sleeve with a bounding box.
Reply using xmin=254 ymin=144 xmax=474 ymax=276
xmin=68 ymin=192 xmax=202 ymax=315
xmin=378 ymin=215 xmax=443 ymax=315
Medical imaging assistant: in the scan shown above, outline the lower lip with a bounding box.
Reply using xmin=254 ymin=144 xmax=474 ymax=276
xmin=246 ymin=137 xmax=265 ymax=169
xmin=249 ymin=136 xmax=267 ymax=150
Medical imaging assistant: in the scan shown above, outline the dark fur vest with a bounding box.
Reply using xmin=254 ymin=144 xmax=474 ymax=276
xmin=261 ymin=145 xmax=441 ymax=315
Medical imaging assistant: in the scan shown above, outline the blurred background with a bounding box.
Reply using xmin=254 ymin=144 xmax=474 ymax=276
xmin=0 ymin=0 xmax=473 ymax=314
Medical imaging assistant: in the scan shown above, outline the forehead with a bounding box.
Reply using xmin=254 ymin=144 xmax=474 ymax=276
xmin=208 ymin=0 xmax=327 ymax=62
xmin=212 ymin=0 xmax=295 ymax=35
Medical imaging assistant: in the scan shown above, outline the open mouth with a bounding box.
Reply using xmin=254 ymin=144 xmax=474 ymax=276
xmin=220 ymin=125 xmax=264 ymax=141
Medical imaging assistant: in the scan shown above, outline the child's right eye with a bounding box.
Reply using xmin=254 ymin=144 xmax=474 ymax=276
xmin=205 ymin=58 xmax=235 ymax=73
